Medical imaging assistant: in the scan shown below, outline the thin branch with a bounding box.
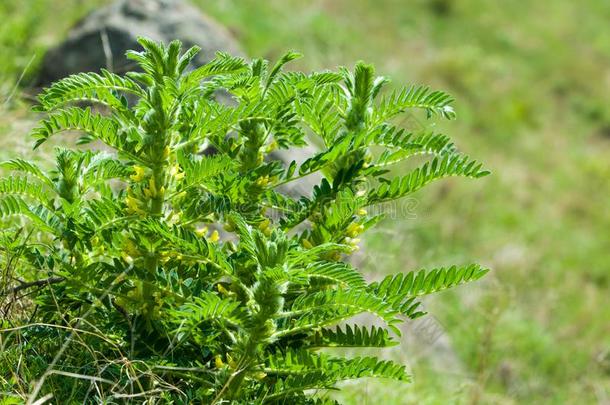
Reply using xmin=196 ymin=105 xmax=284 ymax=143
xmin=8 ymin=276 xmax=64 ymax=295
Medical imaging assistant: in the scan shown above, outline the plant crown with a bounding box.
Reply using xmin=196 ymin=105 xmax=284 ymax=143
xmin=0 ymin=38 xmax=489 ymax=403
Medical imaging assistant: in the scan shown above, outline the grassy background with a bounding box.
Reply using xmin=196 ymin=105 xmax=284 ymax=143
xmin=1 ymin=0 xmax=609 ymax=403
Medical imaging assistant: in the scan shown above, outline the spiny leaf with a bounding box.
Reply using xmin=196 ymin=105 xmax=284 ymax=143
xmin=82 ymin=155 xmax=130 ymax=185
xmin=186 ymin=51 xmax=248 ymax=83
xmin=265 ymin=349 xmax=410 ymax=382
xmin=265 ymin=50 xmax=303 ymax=91
xmin=308 ymin=325 xmax=398 ymax=348
xmin=367 ymin=154 xmax=490 ymax=205
xmin=32 ymin=107 xmax=125 ymax=151
xmin=280 ymin=289 xmax=401 ymax=336
xmin=368 ymin=264 xmax=489 ymax=319
xmin=0 ymin=177 xmax=51 ymax=204
xmin=172 ymin=292 xmax=248 ymax=327
xmin=298 ymin=261 xmax=366 ymax=289
xmin=372 ymin=84 xmax=456 ymax=124
xmin=370 ymin=264 xmax=489 ymax=299
xmin=0 ymin=159 xmax=54 ymax=188
xmin=0 ymin=195 xmax=60 ymax=233
xmin=37 ymin=69 xmax=143 ymax=111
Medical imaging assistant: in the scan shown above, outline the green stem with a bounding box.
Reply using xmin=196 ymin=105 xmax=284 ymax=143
xmin=150 ymin=163 xmax=166 ymax=217
xmin=212 ymin=337 xmax=258 ymax=404
xmin=141 ymin=147 xmax=168 ymax=324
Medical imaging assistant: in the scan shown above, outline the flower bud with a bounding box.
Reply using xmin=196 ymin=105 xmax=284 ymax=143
xmin=302 ymin=239 xmax=314 ymax=249
xmin=130 ymin=166 xmax=146 ymax=182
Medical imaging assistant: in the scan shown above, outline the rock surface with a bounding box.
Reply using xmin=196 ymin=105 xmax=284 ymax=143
xmin=36 ymin=0 xmax=242 ymax=86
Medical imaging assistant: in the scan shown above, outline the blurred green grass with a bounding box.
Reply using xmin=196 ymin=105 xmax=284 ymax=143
xmin=1 ymin=0 xmax=609 ymax=403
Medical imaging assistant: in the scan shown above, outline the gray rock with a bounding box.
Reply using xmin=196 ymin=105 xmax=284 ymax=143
xmin=271 ymin=145 xmax=322 ymax=198
xmin=36 ymin=0 xmax=243 ymax=86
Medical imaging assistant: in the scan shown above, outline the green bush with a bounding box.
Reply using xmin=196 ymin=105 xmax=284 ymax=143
xmin=0 ymin=38 xmax=489 ymax=403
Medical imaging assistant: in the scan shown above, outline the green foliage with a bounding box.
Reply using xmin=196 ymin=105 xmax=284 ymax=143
xmin=0 ymin=38 xmax=488 ymax=403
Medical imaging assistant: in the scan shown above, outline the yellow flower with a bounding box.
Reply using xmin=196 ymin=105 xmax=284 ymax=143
xmin=357 ymin=208 xmax=367 ymax=216
xmin=253 ymin=371 xmax=267 ymax=380
xmin=167 ymin=210 xmax=182 ymax=225
xmin=258 ymin=218 xmax=270 ymax=230
xmin=195 ymin=226 xmax=209 ymax=237
xmin=148 ymin=178 xmax=158 ymax=196
xmin=344 ymin=236 xmax=361 ymax=253
xmin=346 ymin=222 xmax=364 ymax=238
xmin=130 ymin=166 xmax=146 ymax=182
xmin=209 ymin=230 xmax=220 ymax=242
xmin=125 ymin=195 xmax=137 ymax=207
xmin=125 ymin=195 xmax=145 ymax=215
xmin=265 ymin=140 xmax=278 ymax=153
xmin=160 ymin=252 xmax=170 ymax=264
xmin=169 ymin=164 xmax=185 ymax=181
xmin=258 ymin=218 xmax=272 ymax=235
xmin=255 ymin=175 xmax=270 ymax=187
xmin=217 ymin=284 xmax=231 ymax=296
xmin=214 ymin=355 xmax=224 ymax=368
